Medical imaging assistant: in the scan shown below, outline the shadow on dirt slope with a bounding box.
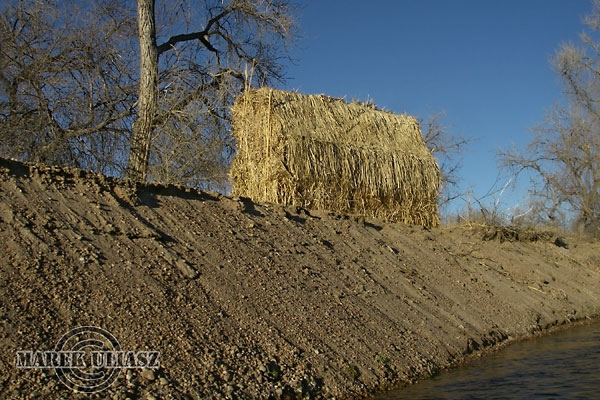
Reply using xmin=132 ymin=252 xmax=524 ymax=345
xmin=1 ymin=158 xmax=599 ymax=399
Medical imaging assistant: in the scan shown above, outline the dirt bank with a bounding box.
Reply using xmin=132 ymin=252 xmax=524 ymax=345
xmin=1 ymin=158 xmax=599 ymax=399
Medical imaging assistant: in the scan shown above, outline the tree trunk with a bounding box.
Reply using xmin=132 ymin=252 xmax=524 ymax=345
xmin=127 ymin=0 xmax=158 ymax=181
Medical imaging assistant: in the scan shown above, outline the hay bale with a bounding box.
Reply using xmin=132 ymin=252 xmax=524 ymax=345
xmin=230 ymin=88 xmax=441 ymax=226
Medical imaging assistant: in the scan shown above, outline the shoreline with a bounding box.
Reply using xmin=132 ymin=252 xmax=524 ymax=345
xmin=370 ymin=316 xmax=600 ymax=398
xmin=367 ymin=318 xmax=600 ymax=400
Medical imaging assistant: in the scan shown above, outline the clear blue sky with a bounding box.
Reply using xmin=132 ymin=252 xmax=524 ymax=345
xmin=281 ymin=0 xmax=591 ymax=215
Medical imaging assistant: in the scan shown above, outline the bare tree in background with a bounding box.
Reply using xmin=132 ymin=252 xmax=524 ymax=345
xmin=421 ymin=112 xmax=471 ymax=210
xmin=128 ymin=0 xmax=158 ymax=181
xmin=127 ymin=0 xmax=295 ymax=185
xmin=1 ymin=0 xmax=295 ymax=189
xmin=0 ymin=0 xmax=137 ymax=175
xmin=500 ymin=0 xmax=600 ymax=235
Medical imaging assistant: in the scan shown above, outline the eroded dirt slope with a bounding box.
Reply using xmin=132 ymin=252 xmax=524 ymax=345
xmin=0 ymin=158 xmax=599 ymax=399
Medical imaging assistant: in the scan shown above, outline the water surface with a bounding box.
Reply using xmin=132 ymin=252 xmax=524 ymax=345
xmin=374 ymin=322 xmax=600 ymax=399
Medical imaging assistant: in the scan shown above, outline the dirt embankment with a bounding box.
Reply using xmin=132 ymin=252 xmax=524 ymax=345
xmin=0 ymin=158 xmax=599 ymax=399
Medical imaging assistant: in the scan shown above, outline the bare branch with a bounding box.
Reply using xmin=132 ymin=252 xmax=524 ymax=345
xmin=421 ymin=112 xmax=473 ymax=208
xmin=156 ymin=6 xmax=234 ymax=55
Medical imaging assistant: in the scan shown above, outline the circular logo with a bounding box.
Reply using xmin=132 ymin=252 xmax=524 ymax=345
xmin=53 ymin=326 xmax=122 ymax=393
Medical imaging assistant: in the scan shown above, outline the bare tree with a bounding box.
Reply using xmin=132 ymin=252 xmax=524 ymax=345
xmin=421 ymin=112 xmax=472 ymax=209
xmin=500 ymin=0 xmax=600 ymax=235
xmin=127 ymin=0 xmax=159 ymax=181
xmin=1 ymin=0 xmax=294 ymax=188
xmin=126 ymin=0 xmax=295 ymax=183
xmin=0 ymin=0 xmax=137 ymax=175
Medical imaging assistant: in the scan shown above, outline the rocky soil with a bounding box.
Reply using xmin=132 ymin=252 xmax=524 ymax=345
xmin=0 ymin=158 xmax=599 ymax=399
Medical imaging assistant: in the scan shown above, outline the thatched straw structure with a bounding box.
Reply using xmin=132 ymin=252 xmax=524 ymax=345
xmin=230 ymin=88 xmax=441 ymax=226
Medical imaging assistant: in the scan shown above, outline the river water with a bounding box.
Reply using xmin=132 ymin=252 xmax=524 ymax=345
xmin=374 ymin=322 xmax=600 ymax=399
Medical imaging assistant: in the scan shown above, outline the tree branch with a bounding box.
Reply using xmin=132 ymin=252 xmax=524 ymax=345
xmin=156 ymin=7 xmax=234 ymax=55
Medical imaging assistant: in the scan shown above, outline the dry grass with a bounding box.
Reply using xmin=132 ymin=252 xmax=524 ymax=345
xmin=230 ymin=88 xmax=441 ymax=226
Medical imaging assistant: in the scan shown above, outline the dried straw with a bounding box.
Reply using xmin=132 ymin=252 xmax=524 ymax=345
xmin=230 ymin=88 xmax=441 ymax=226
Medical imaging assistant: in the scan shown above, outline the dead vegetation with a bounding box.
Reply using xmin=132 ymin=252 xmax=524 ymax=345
xmin=479 ymin=225 xmax=557 ymax=244
xmin=230 ymin=88 xmax=441 ymax=227
xmin=452 ymin=221 xmax=570 ymax=248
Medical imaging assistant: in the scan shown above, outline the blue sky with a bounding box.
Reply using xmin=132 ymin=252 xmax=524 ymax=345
xmin=281 ymin=0 xmax=592 ymax=214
